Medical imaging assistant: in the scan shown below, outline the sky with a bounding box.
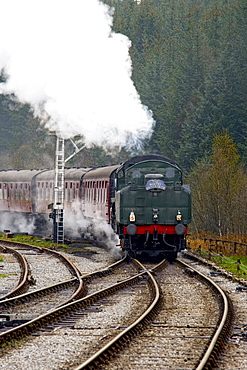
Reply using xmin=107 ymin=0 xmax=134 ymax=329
xmin=0 ymin=0 xmax=154 ymax=149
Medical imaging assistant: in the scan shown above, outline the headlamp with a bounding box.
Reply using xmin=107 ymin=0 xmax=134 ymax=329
xmin=129 ymin=211 xmax=135 ymax=222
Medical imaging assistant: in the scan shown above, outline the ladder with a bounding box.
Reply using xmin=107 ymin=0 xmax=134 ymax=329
xmin=53 ymin=137 xmax=65 ymax=244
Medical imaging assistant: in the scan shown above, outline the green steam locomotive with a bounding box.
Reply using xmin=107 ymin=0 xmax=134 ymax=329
xmin=113 ymin=155 xmax=191 ymax=261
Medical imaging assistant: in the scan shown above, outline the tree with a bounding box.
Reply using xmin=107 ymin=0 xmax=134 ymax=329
xmin=209 ymin=133 xmax=247 ymax=236
xmin=104 ymin=0 xmax=247 ymax=170
xmin=187 ymin=133 xmax=247 ymax=237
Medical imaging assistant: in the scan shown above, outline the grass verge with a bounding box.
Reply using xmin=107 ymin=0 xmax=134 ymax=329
xmin=198 ymin=251 xmax=247 ymax=280
xmin=0 ymin=233 xmax=62 ymax=249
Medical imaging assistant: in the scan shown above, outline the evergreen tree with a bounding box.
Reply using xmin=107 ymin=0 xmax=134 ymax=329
xmin=105 ymin=0 xmax=247 ymax=170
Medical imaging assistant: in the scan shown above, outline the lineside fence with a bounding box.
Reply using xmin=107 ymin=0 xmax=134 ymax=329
xmin=187 ymin=237 xmax=247 ymax=257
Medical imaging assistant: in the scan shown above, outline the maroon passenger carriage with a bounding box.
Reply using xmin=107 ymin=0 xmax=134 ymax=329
xmin=0 ymin=169 xmax=43 ymax=233
xmin=81 ymin=165 xmax=119 ymax=223
xmin=0 ymin=166 xmax=119 ymax=236
xmin=0 ymin=168 xmax=89 ymax=235
xmin=0 ymin=170 xmax=40 ymax=214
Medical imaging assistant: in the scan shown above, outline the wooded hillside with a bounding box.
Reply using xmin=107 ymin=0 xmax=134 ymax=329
xmin=0 ymin=0 xmax=246 ymax=237
xmin=105 ymin=0 xmax=247 ymax=169
xmin=0 ymin=0 xmax=246 ymax=171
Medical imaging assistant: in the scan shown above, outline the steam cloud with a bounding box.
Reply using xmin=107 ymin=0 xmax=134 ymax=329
xmin=65 ymin=202 xmax=122 ymax=258
xmin=0 ymin=0 xmax=154 ymax=148
xmin=0 ymin=0 xmax=154 ymax=249
xmin=0 ymin=213 xmax=35 ymax=235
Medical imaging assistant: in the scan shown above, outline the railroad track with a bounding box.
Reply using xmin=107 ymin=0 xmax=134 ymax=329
xmin=0 ymin=243 xmax=29 ymax=299
xmin=0 ymin=257 xmax=163 ymax=368
xmin=181 ymin=251 xmax=247 ymax=369
xmin=0 ymin=255 xmax=233 ymax=369
xmin=177 ymin=259 xmax=233 ymax=370
xmin=0 ymin=239 xmax=82 ymax=300
xmin=0 ymin=250 xmax=128 ymax=334
xmin=85 ymin=259 xmax=232 ymax=370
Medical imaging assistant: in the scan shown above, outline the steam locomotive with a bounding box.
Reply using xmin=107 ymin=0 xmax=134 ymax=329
xmin=0 ymin=154 xmax=191 ymax=260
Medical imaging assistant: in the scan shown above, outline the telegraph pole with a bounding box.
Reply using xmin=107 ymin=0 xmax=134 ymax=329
xmin=53 ymin=136 xmax=65 ymax=244
xmin=51 ymin=135 xmax=84 ymax=244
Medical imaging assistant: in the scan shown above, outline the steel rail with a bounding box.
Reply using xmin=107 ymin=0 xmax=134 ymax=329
xmin=0 ymin=239 xmax=85 ymax=301
xmin=0 ymin=254 xmax=128 ymax=310
xmin=183 ymin=250 xmax=247 ymax=287
xmin=74 ymin=258 xmax=162 ymax=370
xmin=0 ymin=244 xmax=30 ymax=299
xmin=0 ymin=238 xmax=81 ymax=277
xmin=0 ymin=259 xmax=155 ymax=346
xmin=176 ymin=258 xmax=232 ymax=370
xmin=81 ymin=253 xmax=128 ymax=283
xmin=0 ymin=278 xmax=78 ymax=309
xmin=60 ymin=253 xmax=128 ymax=306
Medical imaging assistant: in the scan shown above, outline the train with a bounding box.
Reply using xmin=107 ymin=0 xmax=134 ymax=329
xmin=0 ymin=154 xmax=191 ymax=261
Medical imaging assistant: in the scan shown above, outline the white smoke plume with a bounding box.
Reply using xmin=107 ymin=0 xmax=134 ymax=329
xmin=0 ymin=0 xmax=154 ymax=149
xmin=0 ymin=213 xmax=35 ymax=235
xmin=65 ymin=202 xmax=122 ymax=259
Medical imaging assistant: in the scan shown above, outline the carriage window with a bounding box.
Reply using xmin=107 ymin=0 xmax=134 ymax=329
xmin=89 ymin=182 xmax=92 ymax=202
xmin=20 ymin=184 xmax=23 ymax=200
xmin=42 ymin=182 xmax=45 ymax=200
xmin=165 ymin=167 xmax=175 ymax=179
xmin=24 ymin=183 xmax=29 ymax=200
xmin=45 ymin=182 xmax=49 ymax=200
xmin=23 ymin=186 xmax=26 ymax=200
xmin=15 ymin=183 xmax=19 ymax=200
xmin=93 ymin=182 xmax=96 ymax=202
xmin=3 ymin=184 xmax=7 ymax=200
xmin=75 ymin=182 xmax=79 ymax=200
xmin=10 ymin=183 xmax=14 ymax=200
xmin=85 ymin=182 xmax=88 ymax=201
xmin=69 ymin=182 xmax=74 ymax=202
xmin=65 ymin=182 xmax=68 ymax=202
xmin=132 ymin=170 xmax=141 ymax=178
